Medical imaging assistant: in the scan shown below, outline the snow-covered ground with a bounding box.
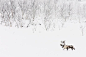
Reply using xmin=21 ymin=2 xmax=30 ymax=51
xmin=0 ymin=21 xmax=86 ymax=57
xmin=0 ymin=0 xmax=86 ymax=57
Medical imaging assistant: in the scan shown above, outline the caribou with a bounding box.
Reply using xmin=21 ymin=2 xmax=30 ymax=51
xmin=60 ymin=41 xmax=75 ymax=50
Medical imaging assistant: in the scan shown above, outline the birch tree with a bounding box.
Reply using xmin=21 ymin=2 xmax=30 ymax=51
xmin=43 ymin=1 xmax=53 ymax=30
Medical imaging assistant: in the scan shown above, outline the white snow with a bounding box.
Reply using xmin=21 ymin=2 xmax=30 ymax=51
xmin=0 ymin=21 xmax=86 ymax=57
xmin=0 ymin=0 xmax=86 ymax=57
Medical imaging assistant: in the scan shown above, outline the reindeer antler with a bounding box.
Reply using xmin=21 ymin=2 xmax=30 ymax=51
xmin=63 ymin=40 xmax=65 ymax=43
xmin=61 ymin=40 xmax=65 ymax=43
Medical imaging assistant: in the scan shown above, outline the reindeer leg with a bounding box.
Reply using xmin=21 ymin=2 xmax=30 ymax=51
xmin=71 ymin=46 xmax=75 ymax=50
xmin=72 ymin=48 xmax=73 ymax=50
xmin=67 ymin=47 xmax=68 ymax=51
xmin=73 ymin=48 xmax=75 ymax=50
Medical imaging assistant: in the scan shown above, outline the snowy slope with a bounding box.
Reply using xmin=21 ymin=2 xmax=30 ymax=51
xmin=0 ymin=0 xmax=86 ymax=57
xmin=0 ymin=22 xmax=86 ymax=57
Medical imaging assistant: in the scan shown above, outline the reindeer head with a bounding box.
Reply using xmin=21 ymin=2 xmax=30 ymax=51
xmin=60 ymin=44 xmax=64 ymax=48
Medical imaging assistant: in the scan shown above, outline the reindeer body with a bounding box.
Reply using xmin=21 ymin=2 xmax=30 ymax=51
xmin=60 ymin=44 xmax=69 ymax=50
xmin=60 ymin=41 xmax=75 ymax=50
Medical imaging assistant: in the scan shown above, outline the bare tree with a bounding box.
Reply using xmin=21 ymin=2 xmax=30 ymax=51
xmin=0 ymin=0 xmax=16 ymax=27
xmin=29 ymin=0 xmax=38 ymax=23
xmin=25 ymin=0 xmax=39 ymax=28
xmin=18 ymin=0 xmax=28 ymax=20
xmin=67 ymin=3 xmax=73 ymax=20
xmin=80 ymin=21 xmax=86 ymax=36
xmin=60 ymin=3 xmax=68 ymax=21
xmin=82 ymin=4 xmax=86 ymax=19
xmin=77 ymin=5 xmax=82 ymax=23
xmin=54 ymin=0 xmax=58 ymax=18
xmin=0 ymin=2 xmax=6 ymax=24
xmin=43 ymin=0 xmax=53 ymax=30
xmin=9 ymin=0 xmax=16 ymax=19
xmin=0 ymin=2 xmax=11 ymax=26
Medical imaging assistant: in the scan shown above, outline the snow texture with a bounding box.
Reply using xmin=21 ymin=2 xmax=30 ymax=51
xmin=0 ymin=0 xmax=86 ymax=57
